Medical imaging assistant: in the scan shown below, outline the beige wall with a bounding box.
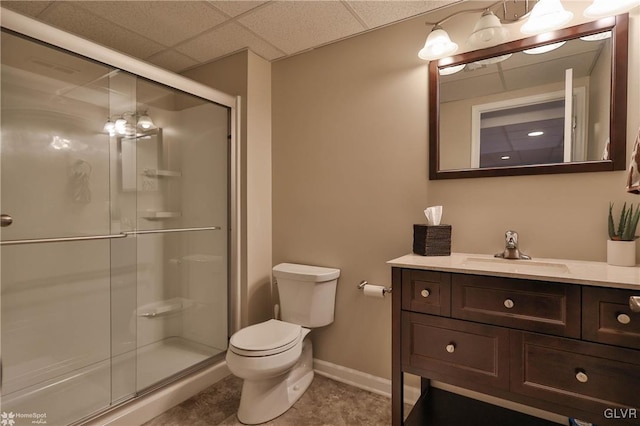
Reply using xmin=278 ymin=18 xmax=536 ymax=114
xmin=183 ymin=50 xmax=273 ymax=328
xmin=272 ymin=3 xmax=640 ymax=381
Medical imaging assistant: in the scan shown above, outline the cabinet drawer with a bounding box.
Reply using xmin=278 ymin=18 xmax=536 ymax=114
xmin=452 ymin=274 xmax=580 ymax=338
xmin=402 ymin=312 xmax=509 ymax=390
xmin=402 ymin=269 xmax=451 ymax=316
xmin=583 ymin=286 xmax=640 ymax=350
xmin=511 ymin=331 xmax=640 ymax=423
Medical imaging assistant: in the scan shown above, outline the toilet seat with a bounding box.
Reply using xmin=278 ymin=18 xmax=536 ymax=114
xmin=230 ymin=319 xmax=302 ymax=357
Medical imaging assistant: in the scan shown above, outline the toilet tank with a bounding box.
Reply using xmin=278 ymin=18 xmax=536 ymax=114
xmin=273 ymin=263 xmax=340 ymax=328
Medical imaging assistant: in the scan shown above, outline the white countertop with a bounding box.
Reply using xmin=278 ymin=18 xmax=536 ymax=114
xmin=387 ymin=253 xmax=640 ymax=291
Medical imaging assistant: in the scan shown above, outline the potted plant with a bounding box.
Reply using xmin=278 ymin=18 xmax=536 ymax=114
xmin=607 ymin=202 xmax=640 ymax=266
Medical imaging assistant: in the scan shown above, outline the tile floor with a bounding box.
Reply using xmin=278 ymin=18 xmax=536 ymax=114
xmin=144 ymin=374 xmax=395 ymax=426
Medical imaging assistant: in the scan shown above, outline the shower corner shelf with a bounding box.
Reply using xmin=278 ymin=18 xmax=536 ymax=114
xmin=140 ymin=211 xmax=182 ymax=220
xmin=143 ymin=168 xmax=182 ymax=177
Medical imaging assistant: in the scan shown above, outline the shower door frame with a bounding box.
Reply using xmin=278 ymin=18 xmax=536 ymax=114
xmin=0 ymin=3 xmax=242 ymax=408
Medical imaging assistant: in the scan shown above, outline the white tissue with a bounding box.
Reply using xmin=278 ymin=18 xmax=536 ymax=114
xmin=424 ymin=205 xmax=443 ymax=226
xmin=363 ymin=284 xmax=386 ymax=299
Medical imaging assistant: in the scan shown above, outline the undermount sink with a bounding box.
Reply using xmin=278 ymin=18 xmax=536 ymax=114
xmin=462 ymin=257 xmax=570 ymax=274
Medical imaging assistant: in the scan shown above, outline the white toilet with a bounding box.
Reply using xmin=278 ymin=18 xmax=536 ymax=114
xmin=226 ymin=263 xmax=340 ymax=424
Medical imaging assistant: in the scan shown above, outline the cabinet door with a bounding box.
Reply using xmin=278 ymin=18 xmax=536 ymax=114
xmin=583 ymin=286 xmax=640 ymax=350
xmin=402 ymin=312 xmax=509 ymax=390
xmin=401 ymin=269 xmax=451 ymax=316
xmin=452 ymin=274 xmax=581 ymax=338
xmin=511 ymin=331 xmax=640 ymax=425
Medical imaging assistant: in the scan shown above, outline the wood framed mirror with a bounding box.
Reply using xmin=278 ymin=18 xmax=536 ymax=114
xmin=429 ymin=14 xmax=628 ymax=180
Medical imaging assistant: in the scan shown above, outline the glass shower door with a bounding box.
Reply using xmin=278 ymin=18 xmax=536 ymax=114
xmin=1 ymin=29 xmax=230 ymax=425
xmin=126 ymin=79 xmax=229 ymax=392
xmin=0 ymin=30 xmax=115 ymax=423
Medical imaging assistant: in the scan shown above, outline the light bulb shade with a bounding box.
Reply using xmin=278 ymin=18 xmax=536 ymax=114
xmin=137 ymin=113 xmax=155 ymax=130
xmin=103 ymin=119 xmax=115 ymax=135
xmin=418 ymin=26 xmax=458 ymax=61
xmin=584 ymin=0 xmax=639 ymax=18
xmin=468 ymin=11 xmax=509 ymax=48
xmin=521 ymin=0 xmax=573 ymax=35
xmin=115 ymin=118 xmax=128 ymax=135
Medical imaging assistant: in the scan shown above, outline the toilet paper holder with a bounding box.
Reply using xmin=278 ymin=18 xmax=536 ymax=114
xmin=358 ymin=280 xmax=392 ymax=294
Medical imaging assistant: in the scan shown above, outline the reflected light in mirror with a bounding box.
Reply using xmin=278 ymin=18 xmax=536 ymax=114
xmin=523 ymin=41 xmax=566 ymax=54
xmin=439 ymin=63 xmax=466 ymax=76
xmin=521 ymin=0 xmax=573 ymax=35
xmin=528 ymin=131 xmax=545 ymax=137
xmin=584 ymin=0 xmax=639 ymax=18
xmin=474 ymin=53 xmax=512 ymax=65
xmin=580 ymin=31 xmax=612 ymax=41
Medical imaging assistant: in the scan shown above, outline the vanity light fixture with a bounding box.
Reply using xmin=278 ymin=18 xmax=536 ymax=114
xmin=523 ymin=41 xmax=566 ymax=55
xmin=137 ymin=111 xmax=155 ymax=130
xmin=419 ymin=0 xmax=637 ymax=62
xmin=418 ymin=25 xmax=458 ymax=61
xmin=103 ymin=118 xmax=116 ymax=136
xmin=520 ymin=0 xmax=573 ymax=35
xmin=584 ymin=0 xmax=639 ymax=18
xmin=104 ymin=111 xmax=155 ymax=136
xmin=467 ymin=10 xmax=510 ymax=49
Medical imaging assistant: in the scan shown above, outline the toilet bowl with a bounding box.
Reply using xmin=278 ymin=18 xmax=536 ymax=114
xmin=226 ymin=319 xmax=313 ymax=424
xmin=226 ymin=263 xmax=340 ymax=425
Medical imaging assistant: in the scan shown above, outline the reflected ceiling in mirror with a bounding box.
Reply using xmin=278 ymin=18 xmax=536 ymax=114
xmin=429 ymin=15 xmax=628 ymax=180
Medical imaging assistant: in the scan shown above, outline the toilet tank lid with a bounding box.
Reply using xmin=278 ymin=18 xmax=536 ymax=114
xmin=273 ymin=263 xmax=340 ymax=282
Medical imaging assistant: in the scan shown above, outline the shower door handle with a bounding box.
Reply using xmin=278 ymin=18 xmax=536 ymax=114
xmin=1 ymin=214 xmax=13 ymax=227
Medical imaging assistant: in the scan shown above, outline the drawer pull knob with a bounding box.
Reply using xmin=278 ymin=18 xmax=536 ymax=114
xmin=421 ymin=289 xmax=430 ymax=298
xmin=617 ymin=313 xmax=631 ymax=325
xmin=575 ymin=371 xmax=588 ymax=383
xmin=446 ymin=344 xmax=455 ymax=353
xmin=504 ymin=299 xmax=515 ymax=309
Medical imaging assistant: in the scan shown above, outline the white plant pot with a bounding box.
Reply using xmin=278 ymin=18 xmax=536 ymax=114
xmin=607 ymin=239 xmax=637 ymax=267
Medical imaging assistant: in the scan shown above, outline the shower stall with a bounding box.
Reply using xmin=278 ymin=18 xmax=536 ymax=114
xmin=0 ymin=10 xmax=238 ymax=426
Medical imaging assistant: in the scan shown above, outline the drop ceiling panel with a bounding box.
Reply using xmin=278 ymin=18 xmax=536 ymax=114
xmin=208 ymin=0 xmax=268 ymax=17
xmin=237 ymin=1 xmax=366 ymax=55
xmin=1 ymin=1 xmax=53 ymax=17
xmin=176 ymin=22 xmax=285 ymax=63
xmin=346 ymin=0 xmax=461 ymax=29
xmin=1 ymin=0 xmax=463 ymax=72
xmin=146 ymin=49 xmax=200 ymax=73
xmin=74 ymin=1 xmax=228 ymax=47
xmin=39 ymin=2 xmax=166 ymax=60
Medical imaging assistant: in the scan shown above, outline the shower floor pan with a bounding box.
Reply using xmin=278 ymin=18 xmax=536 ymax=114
xmin=1 ymin=337 xmax=226 ymax=425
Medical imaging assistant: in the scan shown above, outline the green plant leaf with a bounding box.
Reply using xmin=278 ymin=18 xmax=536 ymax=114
xmin=617 ymin=202 xmax=628 ymax=238
xmin=609 ymin=202 xmax=616 ymax=239
xmin=623 ymin=204 xmax=640 ymax=240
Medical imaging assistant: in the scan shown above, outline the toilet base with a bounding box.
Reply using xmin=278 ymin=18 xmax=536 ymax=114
xmin=237 ymin=339 xmax=314 ymax=425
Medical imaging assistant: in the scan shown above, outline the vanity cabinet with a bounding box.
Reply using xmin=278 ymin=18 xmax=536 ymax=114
xmin=391 ymin=264 xmax=640 ymax=426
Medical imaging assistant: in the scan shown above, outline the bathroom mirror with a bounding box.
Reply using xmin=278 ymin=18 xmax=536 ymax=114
xmin=429 ymin=14 xmax=628 ymax=180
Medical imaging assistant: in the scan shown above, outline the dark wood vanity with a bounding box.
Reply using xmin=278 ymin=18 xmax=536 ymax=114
xmin=390 ymin=255 xmax=640 ymax=426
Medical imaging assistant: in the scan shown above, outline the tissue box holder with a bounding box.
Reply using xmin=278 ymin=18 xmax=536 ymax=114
xmin=413 ymin=224 xmax=451 ymax=256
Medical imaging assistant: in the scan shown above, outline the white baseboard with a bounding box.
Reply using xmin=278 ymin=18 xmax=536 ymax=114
xmin=313 ymin=358 xmax=420 ymax=405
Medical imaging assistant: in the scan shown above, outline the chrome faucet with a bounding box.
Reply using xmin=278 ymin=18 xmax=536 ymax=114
xmin=495 ymin=230 xmax=531 ymax=260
